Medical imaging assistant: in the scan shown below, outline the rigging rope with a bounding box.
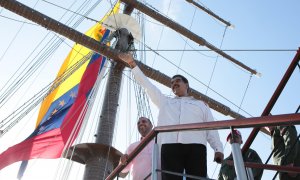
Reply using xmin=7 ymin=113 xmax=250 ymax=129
xmin=237 ymin=74 xmax=253 ymax=113
xmin=101 ymin=1 xmax=124 ymax=175
xmin=126 ymin=69 xmax=133 ymax=145
xmin=0 ymin=37 xmax=64 ymax=108
xmin=59 ymin=62 xmax=110 ymax=180
xmin=194 ymin=0 xmax=231 ymax=28
xmin=0 ymin=0 xmax=41 ymax=103
xmin=175 ymin=4 xmax=197 ymax=75
xmin=0 ymin=2 xmax=37 ymax=68
xmin=0 ymin=0 xmax=106 ymax=129
xmin=0 ymin=39 xmax=96 ymax=130
xmin=0 ymin=0 xmax=98 ymax=108
xmin=0 ymin=17 xmax=35 ymax=63
xmin=135 ymin=40 xmax=253 ymax=117
xmin=133 ymin=49 xmax=298 ymax=52
xmin=0 ymin=14 xmax=37 ymax=25
xmin=18 ymin=67 xmax=97 ymax=179
xmin=54 ymin=0 xmax=119 ymax=178
xmin=205 ymin=26 xmax=228 ymax=95
xmin=3 ymin=0 xmax=293 ymax=179
xmin=150 ymin=0 xmax=172 ymax=68
xmin=204 ymin=25 xmax=229 ymax=178
xmin=136 ymin=11 xmax=154 ymax=124
xmin=0 ymin=52 xmax=93 ymax=135
xmin=130 ymin=7 xmax=154 ymax=131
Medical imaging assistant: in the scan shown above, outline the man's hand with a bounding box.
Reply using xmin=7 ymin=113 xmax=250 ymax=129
xmin=214 ymin=152 xmax=224 ymax=164
xmin=120 ymin=154 xmax=129 ymax=165
xmin=118 ymin=53 xmax=136 ymax=68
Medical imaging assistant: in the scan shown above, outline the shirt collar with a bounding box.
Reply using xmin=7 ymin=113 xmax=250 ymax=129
xmin=174 ymin=96 xmax=194 ymax=99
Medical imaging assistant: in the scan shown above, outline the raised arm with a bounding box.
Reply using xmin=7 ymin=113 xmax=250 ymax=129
xmin=118 ymin=53 xmax=137 ymax=69
xmin=118 ymin=53 xmax=166 ymax=107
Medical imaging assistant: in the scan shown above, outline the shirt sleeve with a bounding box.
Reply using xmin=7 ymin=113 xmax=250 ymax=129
xmin=281 ymin=126 xmax=298 ymax=165
xmin=245 ymin=149 xmax=263 ymax=179
xmin=205 ymin=104 xmax=223 ymax=153
xmin=131 ymin=66 xmax=166 ymax=108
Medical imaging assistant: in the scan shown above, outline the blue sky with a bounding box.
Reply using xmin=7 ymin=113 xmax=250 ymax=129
xmin=0 ymin=0 xmax=299 ymax=179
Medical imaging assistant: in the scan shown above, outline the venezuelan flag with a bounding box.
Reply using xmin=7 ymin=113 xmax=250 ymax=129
xmin=0 ymin=1 xmax=120 ymax=172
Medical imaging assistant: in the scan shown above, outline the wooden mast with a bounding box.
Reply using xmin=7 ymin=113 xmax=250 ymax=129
xmin=120 ymin=0 xmax=259 ymax=76
xmin=0 ymin=0 xmax=245 ymax=179
xmin=0 ymin=0 xmax=245 ymax=121
xmin=80 ymin=62 xmax=125 ymax=180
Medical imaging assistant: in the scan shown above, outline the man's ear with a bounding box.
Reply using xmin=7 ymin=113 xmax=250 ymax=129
xmin=186 ymin=83 xmax=189 ymax=92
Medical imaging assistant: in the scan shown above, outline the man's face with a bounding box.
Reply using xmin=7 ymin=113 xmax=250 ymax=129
xmin=137 ymin=117 xmax=153 ymax=137
xmin=171 ymin=77 xmax=188 ymax=97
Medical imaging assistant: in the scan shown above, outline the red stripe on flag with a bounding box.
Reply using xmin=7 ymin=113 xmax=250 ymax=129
xmin=0 ymin=129 xmax=63 ymax=170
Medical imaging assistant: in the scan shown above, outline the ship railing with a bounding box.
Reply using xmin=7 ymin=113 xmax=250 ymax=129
xmin=105 ymin=113 xmax=300 ymax=180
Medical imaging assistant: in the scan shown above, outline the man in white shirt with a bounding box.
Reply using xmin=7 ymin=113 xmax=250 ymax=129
xmin=120 ymin=117 xmax=154 ymax=180
xmin=119 ymin=53 xmax=224 ymax=180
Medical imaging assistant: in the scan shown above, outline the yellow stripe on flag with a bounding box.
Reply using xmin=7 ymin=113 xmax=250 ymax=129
xmin=36 ymin=1 xmax=120 ymax=127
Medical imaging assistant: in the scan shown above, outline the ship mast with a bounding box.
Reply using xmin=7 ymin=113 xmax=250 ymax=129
xmin=0 ymin=0 xmax=246 ymax=129
xmin=0 ymin=0 xmax=246 ymax=179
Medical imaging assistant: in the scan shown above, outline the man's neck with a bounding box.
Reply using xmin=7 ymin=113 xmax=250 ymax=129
xmin=177 ymin=93 xmax=188 ymax=97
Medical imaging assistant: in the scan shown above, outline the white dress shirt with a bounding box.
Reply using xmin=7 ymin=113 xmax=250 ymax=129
xmin=122 ymin=139 xmax=154 ymax=180
xmin=132 ymin=66 xmax=223 ymax=153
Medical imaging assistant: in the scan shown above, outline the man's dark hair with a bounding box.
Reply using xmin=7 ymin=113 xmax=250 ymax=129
xmin=172 ymin=74 xmax=190 ymax=93
xmin=138 ymin=117 xmax=152 ymax=125
xmin=172 ymin=74 xmax=189 ymax=84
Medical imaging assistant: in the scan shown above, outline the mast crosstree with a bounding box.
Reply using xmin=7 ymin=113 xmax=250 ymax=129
xmin=3 ymin=0 xmax=298 ymax=180
xmin=0 ymin=0 xmax=247 ymax=179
